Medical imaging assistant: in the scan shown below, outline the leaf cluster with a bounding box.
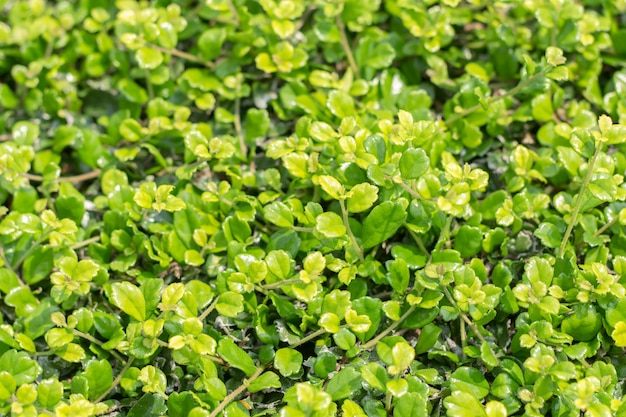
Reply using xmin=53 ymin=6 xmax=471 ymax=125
xmin=2 ymin=1 xmax=626 ymax=417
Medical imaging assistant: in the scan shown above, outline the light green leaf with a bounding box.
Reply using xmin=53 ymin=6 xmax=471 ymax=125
xmin=215 ymin=291 xmax=244 ymax=318
xmin=325 ymin=367 xmax=361 ymax=400
xmin=315 ymin=212 xmax=346 ymax=238
xmin=264 ymin=201 xmax=294 ymax=228
xmin=347 ymin=183 xmax=378 ymax=213
xmin=274 ymin=348 xmax=303 ymax=377
xmin=107 ymin=282 xmax=147 ymax=321
xmin=217 ymin=338 xmax=257 ymax=376
xmin=399 ymin=148 xmax=430 ymax=179
xmin=248 ymin=372 xmax=281 ymax=393
xmin=444 ymin=391 xmax=487 ymax=417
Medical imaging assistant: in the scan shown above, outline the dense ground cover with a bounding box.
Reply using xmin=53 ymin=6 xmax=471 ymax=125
xmin=2 ymin=0 xmax=626 ymax=416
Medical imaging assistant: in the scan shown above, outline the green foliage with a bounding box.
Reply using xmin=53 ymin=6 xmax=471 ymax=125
xmin=2 ymin=1 xmax=626 ymax=417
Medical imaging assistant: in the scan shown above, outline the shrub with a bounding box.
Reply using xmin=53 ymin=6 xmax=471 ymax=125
xmin=1 ymin=1 xmax=626 ymax=416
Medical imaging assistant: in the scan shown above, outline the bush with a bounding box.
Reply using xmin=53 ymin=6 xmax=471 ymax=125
xmin=1 ymin=1 xmax=626 ymax=416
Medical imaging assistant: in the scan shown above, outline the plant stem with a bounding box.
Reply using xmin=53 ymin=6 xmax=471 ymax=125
xmin=0 ymin=246 xmax=17 ymax=277
xmin=433 ymin=216 xmax=452 ymax=254
xmin=145 ymin=69 xmax=154 ymax=100
xmin=260 ymin=278 xmax=302 ymax=290
xmin=234 ymin=96 xmax=246 ymax=159
xmin=73 ymin=330 xmax=126 ymax=362
xmin=385 ymin=174 xmax=421 ymax=200
xmin=148 ymin=43 xmax=214 ymax=68
xmin=291 ymin=329 xmax=326 ymax=349
xmin=336 ymin=16 xmax=359 ymax=77
xmin=225 ymin=0 xmax=241 ymax=26
xmin=70 ymin=236 xmax=101 ymax=250
xmin=361 ymin=305 xmax=417 ymax=350
xmin=441 ymin=286 xmax=499 ymax=365
xmin=407 ymin=228 xmax=429 ymax=257
xmin=198 ymin=298 xmax=219 ymax=321
xmin=22 ymin=169 xmax=102 ymax=183
xmin=339 ymin=199 xmax=364 ymax=262
xmin=209 ymin=366 xmax=264 ymax=417
xmin=594 ymin=214 xmax=618 ymax=237
xmin=558 ymin=141 xmax=603 ymax=257
xmin=95 ymin=356 xmax=135 ymax=403
xmin=445 ymin=67 xmax=551 ymax=126
xmin=13 ymin=230 xmax=52 ymax=271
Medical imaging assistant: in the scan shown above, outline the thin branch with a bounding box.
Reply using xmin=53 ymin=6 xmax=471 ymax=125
xmin=442 ymin=286 xmax=499 ymax=365
xmin=558 ymin=141 xmax=603 ymax=257
xmin=70 ymin=236 xmax=101 ymax=251
xmin=259 ymin=278 xmax=302 ymax=290
xmin=13 ymin=230 xmax=52 ymax=271
xmin=209 ymin=366 xmax=264 ymax=417
xmin=291 ymin=329 xmax=327 ymax=349
xmin=73 ymin=330 xmax=125 ymax=363
xmin=224 ymin=0 xmax=241 ymax=26
xmin=445 ymin=67 xmax=551 ymax=126
xmin=148 ymin=43 xmax=214 ymax=68
xmin=95 ymin=357 xmax=135 ymax=403
xmin=594 ymin=216 xmax=618 ymax=238
xmin=360 ymin=305 xmax=417 ymax=350
xmin=234 ymin=96 xmax=246 ymax=159
xmin=336 ymin=16 xmax=359 ymax=77
xmin=21 ymin=169 xmax=102 ymax=184
xmin=339 ymin=199 xmax=364 ymax=262
xmin=198 ymin=298 xmax=219 ymax=322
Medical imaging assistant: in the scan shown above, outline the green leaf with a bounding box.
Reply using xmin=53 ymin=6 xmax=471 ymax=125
xmin=327 ymin=90 xmax=356 ymax=119
xmin=450 ymin=367 xmax=490 ymax=400
xmin=245 ymin=108 xmax=271 ymax=142
xmin=0 ymin=350 xmax=41 ymax=385
xmin=315 ymin=212 xmax=346 ymax=238
xmin=389 ymin=341 xmax=415 ymax=375
xmin=167 ymin=392 xmax=197 ymax=417
xmin=399 ymin=148 xmax=430 ymax=179
xmin=198 ymin=28 xmax=226 ymax=61
xmin=347 ymin=183 xmax=378 ymax=213
xmin=217 ymin=338 xmax=257 ymax=376
xmin=318 ymin=175 xmax=344 ymax=199
xmin=136 ymin=47 xmax=164 ymax=70
xmin=127 ymin=393 xmax=168 ymax=417
xmin=326 ymin=367 xmax=361 ymax=400
xmin=36 ymin=378 xmax=63 ymax=408
xmin=361 ymin=201 xmax=407 ymax=249
xmin=611 ymin=321 xmax=626 ymax=347
xmin=83 ymin=359 xmax=113 ymax=400
xmin=561 ymin=304 xmax=602 ymax=342
xmin=454 ymin=226 xmax=482 ymax=258
xmin=444 ymin=391 xmax=487 ymax=417
xmin=22 ymin=246 xmax=53 ymax=284
xmin=314 ymin=352 xmax=337 ymax=379
xmin=534 ymin=222 xmax=562 ymax=249
xmin=0 ymin=372 xmax=15 ymax=401
xmin=264 ymin=201 xmax=294 ymax=228
xmin=248 ymin=372 xmax=281 ymax=393
xmin=360 ymin=362 xmax=388 ymax=391
xmin=107 ymin=282 xmax=147 ymax=322
xmin=216 ymin=291 xmax=244 ymax=318
xmin=393 ymin=392 xmax=428 ymax=417
xmin=318 ymin=312 xmax=341 ymax=333
xmin=274 ymin=348 xmax=303 ymax=377
xmin=415 ymin=323 xmax=442 ymax=354
xmin=118 ymin=78 xmax=148 ymax=104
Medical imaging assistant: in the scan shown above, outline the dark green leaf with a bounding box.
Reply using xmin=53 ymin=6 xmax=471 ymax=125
xmin=361 ymin=201 xmax=407 ymax=249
